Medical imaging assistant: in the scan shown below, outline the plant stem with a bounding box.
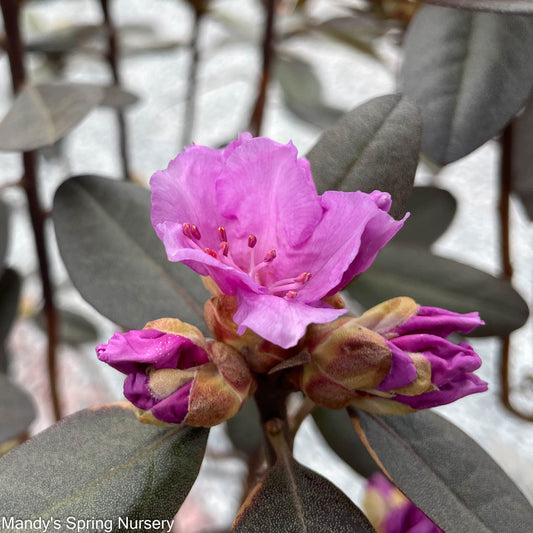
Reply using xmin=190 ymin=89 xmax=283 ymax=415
xmin=254 ymin=374 xmax=291 ymax=467
xmin=498 ymin=124 xmax=533 ymax=421
xmin=100 ymin=0 xmax=131 ymax=181
xmin=1 ymin=0 xmax=61 ymax=420
xmin=248 ymin=0 xmax=276 ymax=136
xmin=181 ymin=6 xmax=203 ymax=148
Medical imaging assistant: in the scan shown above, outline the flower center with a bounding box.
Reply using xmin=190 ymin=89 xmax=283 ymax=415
xmin=182 ymin=223 xmax=311 ymax=299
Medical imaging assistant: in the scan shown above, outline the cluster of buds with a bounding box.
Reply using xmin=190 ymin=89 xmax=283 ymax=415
xmin=296 ymin=297 xmax=487 ymax=414
xmin=96 ymin=295 xmax=487 ymax=427
xmin=96 ymin=318 xmax=255 ymax=426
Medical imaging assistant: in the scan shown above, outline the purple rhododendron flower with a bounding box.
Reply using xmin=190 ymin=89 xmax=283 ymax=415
xmin=96 ymin=327 xmax=208 ymax=423
xmin=364 ymin=473 xmax=443 ymax=533
xmin=96 ymin=318 xmax=256 ymax=426
xmin=359 ymin=297 xmax=487 ymax=410
xmin=151 ymin=133 xmax=405 ymax=348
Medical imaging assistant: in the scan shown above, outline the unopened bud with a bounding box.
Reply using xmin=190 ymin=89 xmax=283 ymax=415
xmin=96 ymin=318 xmax=256 ymax=426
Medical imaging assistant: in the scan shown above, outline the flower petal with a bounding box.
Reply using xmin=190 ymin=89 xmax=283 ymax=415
xmin=233 ymin=292 xmax=347 ymax=348
xmin=216 ymin=137 xmax=322 ymax=250
xmin=378 ymin=342 xmax=418 ymax=391
xmin=151 ymin=381 xmax=193 ymax=423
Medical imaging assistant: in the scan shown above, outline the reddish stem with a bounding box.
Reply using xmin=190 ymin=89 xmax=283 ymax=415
xmin=248 ymin=0 xmax=276 ymax=136
xmin=1 ymin=0 xmax=61 ymax=421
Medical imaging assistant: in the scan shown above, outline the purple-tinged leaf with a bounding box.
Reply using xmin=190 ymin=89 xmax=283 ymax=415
xmin=350 ymin=408 xmax=533 ymax=533
xmin=400 ymin=6 xmax=533 ymax=164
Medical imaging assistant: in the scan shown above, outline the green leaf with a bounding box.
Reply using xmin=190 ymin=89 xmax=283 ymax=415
xmin=101 ymin=86 xmax=140 ymax=110
xmin=306 ymin=94 xmax=421 ymax=219
xmin=348 ymin=242 xmax=529 ymax=337
xmin=400 ymin=6 xmax=533 ymax=164
xmin=275 ymin=54 xmax=344 ymax=129
xmin=314 ymin=16 xmax=387 ymax=58
xmin=226 ymin=397 xmax=264 ymax=456
xmin=0 ymin=269 xmax=21 ymax=371
xmin=312 ymin=407 xmax=379 ymax=479
xmin=393 ymin=186 xmax=457 ymax=246
xmin=26 ymin=24 xmax=105 ymax=56
xmin=416 ymin=0 xmax=533 ymax=14
xmin=0 ymin=403 xmax=208 ymax=526
xmin=0 ymin=374 xmax=35 ymax=444
xmin=35 ymin=308 xmax=98 ymax=345
xmin=0 ymin=83 xmax=104 ymax=152
xmin=0 ymin=198 xmax=8 ymax=272
xmin=350 ymin=409 xmax=533 ymax=533
xmin=232 ymin=456 xmax=376 ymax=532
xmin=511 ymin=90 xmax=533 ymax=220
xmin=53 ymin=175 xmax=209 ymax=331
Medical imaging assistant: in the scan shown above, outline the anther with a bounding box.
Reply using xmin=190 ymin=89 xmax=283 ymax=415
xmin=182 ymin=223 xmax=192 ymax=239
xmin=191 ymin=224 xmax=201 ymax=240
xmin=296 ymin=272 xmax=312 ymax=284
xmin=286 ymin=291 xmax=298 ymax=299
xmin=218 ymin=226 xmax=227 ymax=242
xmin=264 ymin=249 xmax=277 ymax=263
xmin=248 ymin=235 xmax=257 ymax=248
xmin=219 ymin=241 xmax=230 ymax=257
xmin=204 ymin=248 xmax=218 ymax=259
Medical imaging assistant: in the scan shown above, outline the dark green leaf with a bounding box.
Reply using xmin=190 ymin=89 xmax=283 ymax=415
xmin=101 ymin=86 xmax=140 ymax=110
xmin=0 ymin=374 xmax=35 ymax=444
xmin=0 ymin=404 xmax=208 ymax=526
xmin=232 ymin=456 xmax=375 ymax=532
xmin=275 ymin=55 xmax=344 ymax=129
xmin=0 ymin=268 xmax=21 ymax=344
xmin=35 ymin=308 xmax=98 ymax=345
xmin=314 ymin=16 xmax=387 ymax=57
xmin=416 ymin=0 xmax=533 ymax=14
xmin=348 ymin=242 xmax=529 ymax=337
xmin=350 ymin=409 xmax=533 ymax=533
xmin=312 ymin=407 xmax=379 ymax=479
xmin=0 ymin=198 xmax=8 ymax=271
xmin=400 ymin=6 xmax=533 ymax=164
xmin=53 ymin=175 xmax=209 ymax=331
xmin=393 ymin=186 xmax=457 ymax=246
xmin=511 ymin=90 xmax=533 ymax=220
xmin=226 ymin=398 xmax=264 ymax=456
xmin=0 ymin=83 xmax=104 ymax=152
xmin=26 ymin=24 xmax=105 ymax=56
xmin=307 ymin=94 xmax=421 ymax=219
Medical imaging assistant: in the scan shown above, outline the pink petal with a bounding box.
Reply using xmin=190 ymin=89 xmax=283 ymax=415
xmin=233 ymin=292 xmax=347 ymax=348
xmin=216 ymin=137 xmax=322 ymax=251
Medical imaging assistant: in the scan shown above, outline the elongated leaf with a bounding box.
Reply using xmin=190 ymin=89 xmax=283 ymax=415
xmin=0 ymin=403 xmax=208 ymax=526
xmin=275 ymin=55 xmax=343 ymax=129
xmin=511 ymin=90 xmax=533 ymax=220
xmin=0 ymin=374 xmax=35 ymax=444
xmin=101 ymin=86 xmax=140 ymax=110
xmin=400 ymin=6 xmax=533 ymax=165
xmin=417 ymin=0 xmax=533 ymax=14
xmin=0 ymin=199 xmax=7 ymax=271
xmin=393 ymin=186 xmax=457 ymax=246
xmin=307 ymin=94 xmax=421 ymax=219
xmin=351 ymin=409 xmax=533 ymax=533
xmin=35 ymin=308 xmax=98 ymax=345
xmin=0 ymin=268 xmax=21 ymax=340
xmin=53 ymin=175 xmax=209 ymax=331
xmin=312 ymin=407 xmax=379 ymax=478
xmin=26 ymin=24 xmax=106 ymax=56
xmin=348 ymin=242 xmax=529 ymax=337
xmin=233 ymin=456 xmax=375 ymax=532
xmin=0 ymin=83 xmax=104 ymax=152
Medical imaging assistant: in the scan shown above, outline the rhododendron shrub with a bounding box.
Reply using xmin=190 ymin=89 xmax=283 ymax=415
xmin=2 ymin=4 xmax=533 ymax=526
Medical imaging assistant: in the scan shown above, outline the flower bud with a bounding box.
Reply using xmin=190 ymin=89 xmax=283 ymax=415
xmin=297 ymin=298 xmax=487 ymax=414
xmin=204 ymin=295 xmax=290 ymax=373
xmin=96 ymin=318 xmax=256 ymax=427
xmin=298 ymin=318 xmax=392 ymax=409
xmin=364 ymin=473 xmax=443 ymax=533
